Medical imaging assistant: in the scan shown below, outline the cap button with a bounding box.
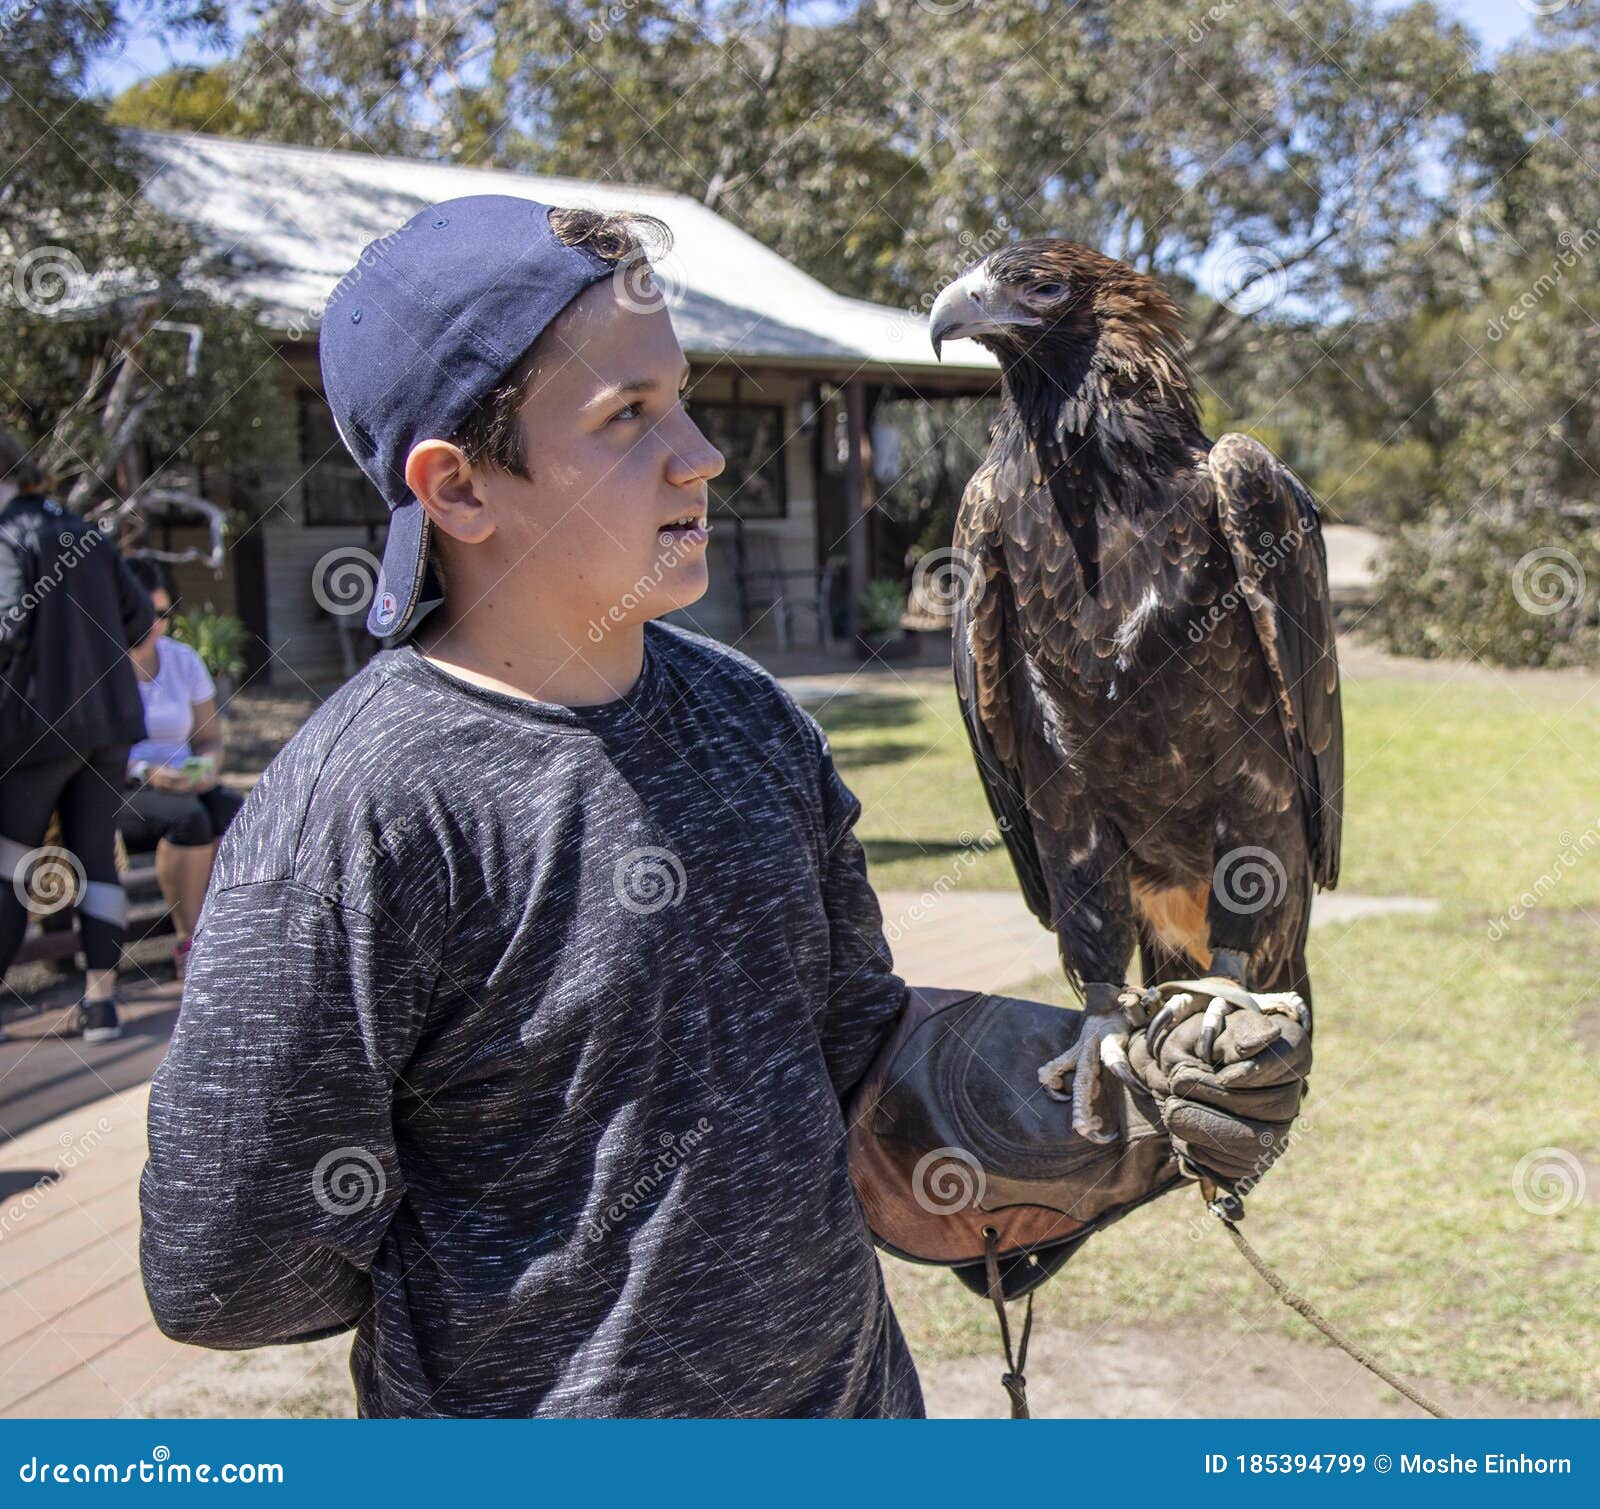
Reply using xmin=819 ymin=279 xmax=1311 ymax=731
xmin=432 ymin=217 xmax=449 ymax=228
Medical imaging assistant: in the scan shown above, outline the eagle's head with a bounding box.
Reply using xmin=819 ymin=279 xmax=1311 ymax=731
xmin=928 ymin=239 xmax=1196 ymax=426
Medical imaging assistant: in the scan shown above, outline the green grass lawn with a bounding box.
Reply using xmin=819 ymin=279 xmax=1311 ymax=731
xmin=815 ymin=658 xmax=1600 ymax=1407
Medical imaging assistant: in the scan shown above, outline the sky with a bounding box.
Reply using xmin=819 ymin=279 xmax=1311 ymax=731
xmin=97 ymin=0 xmax=1543 ymax=101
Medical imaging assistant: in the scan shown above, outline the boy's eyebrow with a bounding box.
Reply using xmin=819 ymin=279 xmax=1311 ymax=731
xmin=585 ymin=364 xmax=692 ymax=411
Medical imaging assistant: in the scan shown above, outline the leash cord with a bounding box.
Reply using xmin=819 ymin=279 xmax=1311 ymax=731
xmin=1208 ymin=1198 xmax=1451 ymax=1419
xmin=982 ymin=1228 xmax=1034 ymax=1419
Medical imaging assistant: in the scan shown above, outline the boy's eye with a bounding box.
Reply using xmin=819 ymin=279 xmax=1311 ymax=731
xmin=611 ymin=402 xmax=643 ymax=423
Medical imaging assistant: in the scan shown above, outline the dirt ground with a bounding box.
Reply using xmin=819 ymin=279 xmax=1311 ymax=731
xmin=132 ymin=1315 xmax=1565 ymax=1421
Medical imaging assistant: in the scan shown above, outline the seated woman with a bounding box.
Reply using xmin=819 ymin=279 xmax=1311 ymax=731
xmin=118 ymin=561 xmax=244 ymax=978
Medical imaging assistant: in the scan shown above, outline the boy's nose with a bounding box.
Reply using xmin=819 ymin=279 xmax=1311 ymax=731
xmin=664 ymin=410 xmax=725 ymax=486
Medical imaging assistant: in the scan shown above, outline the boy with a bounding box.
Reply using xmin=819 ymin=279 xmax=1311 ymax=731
xmin=139 ymin=196 xmax=927 ymax=1417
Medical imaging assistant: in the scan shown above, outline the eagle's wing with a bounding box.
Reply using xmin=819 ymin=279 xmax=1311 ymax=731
xmin=1207 ymin=433 xmax=1344 ymax=889
xmin=951 ymin=468 xmax=1054 ymax=927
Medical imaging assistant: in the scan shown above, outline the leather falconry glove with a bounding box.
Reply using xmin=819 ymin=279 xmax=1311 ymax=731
xmin=1125 ymin=977 xmax=1313 ymax=1189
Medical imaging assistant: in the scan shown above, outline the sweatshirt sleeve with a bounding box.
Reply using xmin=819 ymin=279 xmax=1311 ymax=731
xmin=139 ymin=879 xmax=431 ymax=1350
xmin=803 ymin=712 xmax=908 ymax=1103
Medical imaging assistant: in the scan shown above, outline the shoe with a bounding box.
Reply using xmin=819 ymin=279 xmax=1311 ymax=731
xmin=78 ymin=998 xmax=122 ymax=1043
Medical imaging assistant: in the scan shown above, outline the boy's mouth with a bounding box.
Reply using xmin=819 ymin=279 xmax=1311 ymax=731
xmin=659 ymin=512 xmax=710 ymax=545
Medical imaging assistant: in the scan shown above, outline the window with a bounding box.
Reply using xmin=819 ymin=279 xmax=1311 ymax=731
xmin=299 ymin=390 xmax=387 ymax=526
xmin=688 ymin=400 xmax=787 ymax=520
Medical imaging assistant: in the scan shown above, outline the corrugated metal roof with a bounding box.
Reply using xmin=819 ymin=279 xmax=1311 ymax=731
xmin=131 ymin=130 xmax=998 ymax=380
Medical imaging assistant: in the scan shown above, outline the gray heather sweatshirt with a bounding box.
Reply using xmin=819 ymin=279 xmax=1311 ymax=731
xmin=138 ymin=620 xmax=925 ymax=1418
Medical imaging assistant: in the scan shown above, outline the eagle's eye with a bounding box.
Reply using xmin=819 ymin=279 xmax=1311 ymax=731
xmin=1026 ymin=281 xmax=1068 ymax=304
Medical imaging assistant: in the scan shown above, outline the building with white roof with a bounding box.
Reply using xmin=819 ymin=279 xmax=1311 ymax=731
xmin=130 ymin=130 xmax=999 ymax=678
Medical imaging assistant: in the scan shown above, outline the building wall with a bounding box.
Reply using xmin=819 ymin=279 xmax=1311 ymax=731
xmin=255 ymin=358 xmax=830 ymax=684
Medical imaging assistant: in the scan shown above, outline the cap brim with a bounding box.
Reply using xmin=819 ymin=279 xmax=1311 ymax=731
xmin=366 ymin=499 xmax=442 ymax=641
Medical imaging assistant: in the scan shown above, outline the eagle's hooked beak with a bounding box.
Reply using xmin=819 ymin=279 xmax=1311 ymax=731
xmin=928 ymin=265 xmax=1042 ymax=360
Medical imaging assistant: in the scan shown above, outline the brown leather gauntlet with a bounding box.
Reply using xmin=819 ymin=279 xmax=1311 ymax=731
xmin=845 ymin=985 xmax=1187 ymax=1301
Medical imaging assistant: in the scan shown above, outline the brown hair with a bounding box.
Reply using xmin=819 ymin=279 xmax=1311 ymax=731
xmin=426 ymin=207 xmax=673 ymax=598
xmin=447 ymin=206 xmax=674 ymax=481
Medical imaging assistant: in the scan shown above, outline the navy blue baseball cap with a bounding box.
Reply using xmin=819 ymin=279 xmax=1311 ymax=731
xmin=318 ymin=195 xmax=618 ymax=641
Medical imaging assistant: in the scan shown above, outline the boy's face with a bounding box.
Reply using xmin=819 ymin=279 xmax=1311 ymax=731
xmin=468 ymin=274 xmax=726 ymax=638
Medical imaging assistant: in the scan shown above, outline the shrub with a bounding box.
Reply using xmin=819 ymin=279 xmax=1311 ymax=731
xmin=1375 ymin=509 xmax=1600 ymax=668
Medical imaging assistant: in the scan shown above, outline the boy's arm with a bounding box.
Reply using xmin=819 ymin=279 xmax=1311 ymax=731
xmin=806 ymin=715 xmax=910 ymax=1103
xmin=140 ymin=879 xmax=429 ymax=1350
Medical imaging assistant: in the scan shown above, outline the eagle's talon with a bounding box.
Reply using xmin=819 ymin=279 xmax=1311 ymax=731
xmin=1197 ymin=997 xmax=1230 ymax=1061
xmin=1038 ymin=1003 xmax=1130 ymax=1142
xmin=1144 ymin=990 xmax=1199 ymax=1052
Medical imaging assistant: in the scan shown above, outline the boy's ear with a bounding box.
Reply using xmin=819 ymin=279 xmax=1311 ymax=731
xmin=405 ymin=439 xmax=494 ymax=544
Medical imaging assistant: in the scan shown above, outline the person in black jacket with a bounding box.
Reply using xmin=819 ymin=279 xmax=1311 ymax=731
xmin=0 ymin=439 xmax=154 ymax=1042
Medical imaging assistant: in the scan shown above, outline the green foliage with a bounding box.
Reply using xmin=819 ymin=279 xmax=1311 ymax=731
xmin=1376 ymin=509 xmax=1600 ymax=668
xmin=171 ymin=605 xmax=249 ymax=682
xmin=856 ymin=579 xmax=908 ymax=638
